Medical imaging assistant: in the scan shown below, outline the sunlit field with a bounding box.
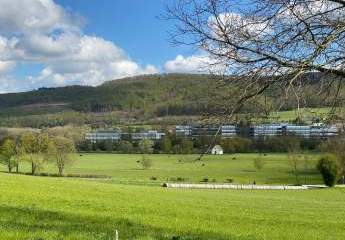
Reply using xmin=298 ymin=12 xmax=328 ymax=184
xmin=0 ymin=153 xmax=340 ymax=239
xmin=0 ymin=173 xmax=344 ymax=240
xmin=3 ymin=153 xmax=324 ymax=185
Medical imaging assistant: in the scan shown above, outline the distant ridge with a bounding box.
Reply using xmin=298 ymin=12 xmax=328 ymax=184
xmin=0 ymin=73 xmax=336 ymax=118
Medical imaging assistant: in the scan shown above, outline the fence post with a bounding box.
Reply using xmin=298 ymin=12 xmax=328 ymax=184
xmin=115 ymin=229 xmax=119 ymax=240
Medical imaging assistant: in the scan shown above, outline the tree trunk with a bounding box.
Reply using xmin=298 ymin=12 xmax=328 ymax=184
xmin=32 ymin=162 xmax=36 ymax=175
xmin=59 ymin=167 xmax=64 ymax=176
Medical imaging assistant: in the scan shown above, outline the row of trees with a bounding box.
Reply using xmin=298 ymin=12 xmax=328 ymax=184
xmin=78 ymin=137 xmax=195 ymax=154
xmin=0 ymin=133 xmax=76 ymax=176
xmin=78 ymin=135 xmax=324 ymax=154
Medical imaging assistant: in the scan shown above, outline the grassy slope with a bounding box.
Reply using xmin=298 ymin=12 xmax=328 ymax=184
xmin=269 ymin=107 xmax=331 ymax=122
xmin=7 ymin=153 xmax=323 ymax=185
xmin=0 ymin=173 xmax=344 ymax=240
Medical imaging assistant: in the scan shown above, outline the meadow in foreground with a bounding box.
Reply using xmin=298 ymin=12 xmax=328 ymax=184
xmin=0 ymin=173 xmax=344 ymax=240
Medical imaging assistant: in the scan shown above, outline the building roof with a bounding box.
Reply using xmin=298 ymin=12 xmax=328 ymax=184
xmin=212 ymin=145 xmax=223 ymax=151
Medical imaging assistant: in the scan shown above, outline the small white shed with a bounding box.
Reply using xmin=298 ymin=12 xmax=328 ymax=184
xmin=211 ymin=145 xmax=224 ymax=155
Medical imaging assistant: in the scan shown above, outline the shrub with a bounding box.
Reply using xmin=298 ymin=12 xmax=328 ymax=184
xmin=226 ymin=178 xmax=233 ymax=183
xmin=140 ymin=155 xmax=153 ymax=170
xmin=176 ymin=177 xmax=185 ymax=182
xmin=254 ymin=156 xmax=265 ymax=171
xmin=317 ymin=155 xmax=340 ymax=187
xmin=169 ymin=177 xmax=188 ymax=182
xmin=118 ymin=141 xmax=134 ymax=153
xmin=201 ymin=177 xmax=209 ymax=183
xmin=139 ymin=139 xmax=154 ymax=154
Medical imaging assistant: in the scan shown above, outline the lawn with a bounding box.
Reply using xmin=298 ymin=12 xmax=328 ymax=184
xmin=5 ymin=153 xmax=323 ymax=185
xmin=0 ymin=173 xmax=344 ymax=240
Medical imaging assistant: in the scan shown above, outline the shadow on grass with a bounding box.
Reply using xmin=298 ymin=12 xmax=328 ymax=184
xmin=0 ymin=205 xmax=257 ymax=240
xmin=0 ymin=171 xmax=111 ymax=179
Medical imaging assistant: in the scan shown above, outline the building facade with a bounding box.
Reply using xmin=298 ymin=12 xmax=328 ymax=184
xmin=131 ymin=131 xmax=165 ymax=141
xmin=85 ymin=130 xmax=121 ymax=143
xmin=252 ymin=123 xmax=338 ymax=138
xmin=86 ymin=123 xmax=339 ymax=143
xmin=86 ymin=130 xmax=165 ymax=143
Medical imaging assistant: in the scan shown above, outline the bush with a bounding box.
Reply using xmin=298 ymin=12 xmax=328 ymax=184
xmin=140 ymin=155 xmax=153 ymax=170
xmin=139 ymin=139 xmax=154 ymax=154
xmin=201 ymin=177 xmax=209 ymax=183
xmin=118 ymin=141 xmax=134 ymax=153
xmin=225 ymin=178 xmax=233 ymax=183
xmin=317 ymin=155 xmax=340 ymax=187
xmin=254 ymin=156 xmax=265 ymax=171
xmin=168 ymin=177 xmax=188 ymax=182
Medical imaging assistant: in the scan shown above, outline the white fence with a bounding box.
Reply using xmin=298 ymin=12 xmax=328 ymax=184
xmin=163 ymin=183 xmax=309 ymax=190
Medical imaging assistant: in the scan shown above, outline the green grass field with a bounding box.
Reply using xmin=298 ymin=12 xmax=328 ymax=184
xmin=0 ymin=173 xmax=344 ymax=240
xmin=269 ymin=107 xmax=331 ymax=122
xmin=1 ymin=153 xmax=343 ymax=239
xmin=4 ymin=153 xmax=323 ymax=185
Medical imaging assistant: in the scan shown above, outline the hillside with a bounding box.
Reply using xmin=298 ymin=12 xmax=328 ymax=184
xmin=0 ymin=73 xmax=338 ymax=128
xmin=0 ymin=74 xmax=218 ymax=117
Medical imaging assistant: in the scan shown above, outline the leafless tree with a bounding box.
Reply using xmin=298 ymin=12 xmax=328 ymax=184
xmin=166 ymin=0 xmax=345 ymax=157
xmin=287 ymin=145 xmax=302 ymax=184
xmin=166 ymin=0 xmax=345 ymax=119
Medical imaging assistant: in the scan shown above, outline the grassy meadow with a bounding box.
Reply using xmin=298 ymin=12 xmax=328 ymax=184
xmin=0 ymin=173 xmax=345 ymax=240
xmin=3 ymin=153 xmax=324 ymax=185
xmin=1 ymin=153 xmax=343 ymax=239
xmin=269 ymin=107 xmax=331 ymax=122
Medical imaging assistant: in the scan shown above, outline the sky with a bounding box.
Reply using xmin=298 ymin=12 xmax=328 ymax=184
xmin=0 ymin=0 xmax=208 ymax=93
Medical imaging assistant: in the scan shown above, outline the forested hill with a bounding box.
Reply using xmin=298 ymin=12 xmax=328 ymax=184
xmin=0 ymin=73 xmax=335 ymax=118
xmin=0 ymin=74 xmax=217 ymax=117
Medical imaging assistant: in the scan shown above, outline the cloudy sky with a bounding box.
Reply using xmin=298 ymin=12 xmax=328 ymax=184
xmin=0 ymin=0 xmax=208 ymax=93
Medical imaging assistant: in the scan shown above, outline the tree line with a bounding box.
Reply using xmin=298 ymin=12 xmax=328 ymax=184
xmin=0 ymin=132 xmax=76 ymax=176
xmin=78 ymin=134 xmax=324 ymax=154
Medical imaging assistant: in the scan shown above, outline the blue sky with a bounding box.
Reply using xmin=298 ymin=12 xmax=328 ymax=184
xmin=56 ymin=0 xmax=188 ymax=66
xmin=0 ymin=0 xmax=206 ymax=93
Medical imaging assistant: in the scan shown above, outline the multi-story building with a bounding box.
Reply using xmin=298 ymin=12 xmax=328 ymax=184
xmin=175 ymin=125 xmax=224 ymax=137
xmin=252 ymin=124 xmax=283 ymax=137
xmin=309 ymin=125 xmax=338 ymax=138
xmin=175 ymin=125 xmax=192 ymax=137
xmin=221 ymin=125 xmax=237 ymax=138
xmin=87 ymin=123 xmax=339 ymax=143
xmin=131 ymin=130 xmax=165 ymax=141
xmin=85 ymin=130 xmax=121 ymax=143
xmin=283 ymin=125 xmax=311 ymax=137
xmin=252 ymin=123 xmax=338 ymax=138
xmin=191 ymin=125 xmax=219 ymax=137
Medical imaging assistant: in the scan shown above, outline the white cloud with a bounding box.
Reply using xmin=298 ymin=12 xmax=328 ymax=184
xmin=278 ymin=0 xmax=344 ymax=21
xmin=164 ymin=54 xmax=227 ymax=74
xmin=0 ymin=0 xmax=79 ymax=34
xmin=0 ymin=61 xmax=15 ymax=74
xmin=209 ymin=12 xmax=272 ymax=43
xmin=0 ymin=0 xmax=158 ymax=92
xmin=164 ymin=55 xmax=211 ymax=73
